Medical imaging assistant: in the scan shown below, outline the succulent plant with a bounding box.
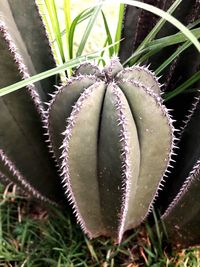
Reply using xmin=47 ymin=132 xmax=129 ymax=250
xmin=44 ymin=58 xmax=176 ymax=242
xmin=119 ymin=0 xmax=200 ymax=247
xmin=120 ymin=0 xmax=200 ymax=127
xmin=161 ymin=94 xmax=200 ymax=248
xmin=0 ymin=0 xmax=200 ymax=248
xmin=0 ymin=0 xmax=64 ymax=205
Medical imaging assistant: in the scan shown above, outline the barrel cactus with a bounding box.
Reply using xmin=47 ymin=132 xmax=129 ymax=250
xmin=0 ymin=0 xmax=200 ymax=249
xmin=44 ymin=57 xmax=175 ymax=242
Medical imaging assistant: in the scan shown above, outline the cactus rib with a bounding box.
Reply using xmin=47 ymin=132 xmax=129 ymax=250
xmin=60 ymin=82 xmax=107 ymax=238
xmin=179 ymin=93 xmax=200 ymax=135
xmin=162 ymin=160 xmax=200 ymax=247
xmin=0 ymin=21 xmax=64 ymax=204
xmin=75 ymin=62 xmax=101 ymax=76
xmin=163 ymin=159 xmax=200 ymax=218
xmin=117 ymin=79 xmax=176 ymax=226
xmin=0 ymin=150 xmax=56 ymax=205
xmin=0 ymin=0 xmax=57 ymax=101
xmin=98 ymin=82 xmax=140 ymax=242
xmin=0 ymin=20 xmax=43 ymax=116
xmin=46 ymin=75 xmax=100 ymax=165
xmin=116 ymin=65 xmax=162 ymax=96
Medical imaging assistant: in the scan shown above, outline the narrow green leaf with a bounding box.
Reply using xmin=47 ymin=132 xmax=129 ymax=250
xmin=136 ymin=48 xmax=161 ymax=65
xmin=101 ymin=11 xmax=114 ymax=57
xmin=114 ymin=3 xmax=125 ymax=54
xmin=164 ymin=71 xmax=200 ymax=101
xmin=187 ymin=18 xmax=200 ymax=30
xmin=37 ymin=0 xmax=63 ymax=68
xmin=0 ymin=54 xmax=99 ymax=97
xmin=64 ymin=0 xmax=72 ymax=75
xmin=52 ymin=8 xmax=93 ymax=44
xmin=64 ymin=0 xmax=71 ymax=33
xmin=0 ymin=42 xmax=118 ymax=96
xmin=147 ymin=28 xmax=200 ymax=53
xmin=98 ymin=37 xmax=108 ymax=66
xmin=76 ymin=4 xmax=102 ymax=57
xmin=69 ymin=8 xmax=94 ymax=59
xmin=45 ymin=0 xmax=65 ymax=62
xmin=155 ymin=41 xmax=191 ymax=75
xmin=118 ymin=0 xmax=181 ymax=65
xmin=123 ymin=28 xmax=200 ymax=65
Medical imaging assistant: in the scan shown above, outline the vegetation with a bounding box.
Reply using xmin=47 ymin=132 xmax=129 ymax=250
xmin=0 ymin=185 xmax=200 ymax=266
xmin=0 ymin=0 xmax=200 ymax=265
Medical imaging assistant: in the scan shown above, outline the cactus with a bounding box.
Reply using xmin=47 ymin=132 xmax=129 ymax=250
xmin=45 ymin=58 xmax=175 ymax=242
xmin=119 ymin=0 xmax=200 ymax=128
xmin=0 ymin=0 xmax=200 ymax=248
xmin=160 ymin=94 xmax=200 ymax=247
xmin=119 ymin=2 xmax=200 ymax=246
xmin=0 ymin=1 xmax=64 ymax=205
xmin=0 ymin=0 xmax=57 ymax=102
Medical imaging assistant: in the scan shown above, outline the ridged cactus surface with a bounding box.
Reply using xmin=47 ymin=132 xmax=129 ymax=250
xmin=0 ymin=0 xmax=56 ymax=102
xmin=0 ymin=0 xmax=64 ymax=205
xmin=0 ymin=0 xmax=199 ymax=248
xmin=46 ymin=58 xmax=175 ymax=242
xmin=161 ymin=95 xmax=200 ymax=247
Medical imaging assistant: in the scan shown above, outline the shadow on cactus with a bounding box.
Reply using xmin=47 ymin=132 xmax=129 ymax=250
xmin=0 ymin=0 xmax=200 ymax=249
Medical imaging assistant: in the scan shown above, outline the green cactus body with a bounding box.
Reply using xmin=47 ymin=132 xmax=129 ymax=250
xmin=47 ymin=58 xmax=175 ymax=242
xmin=0 ymin=0 xmax=56 ymax=102
xmin=161 ymin=95 xmax=200 ymax=247
xmin=0 ymin=1 xmax=64 ymax=205
xmin=162 ymin=160 xmax=200 ymax=247
xmin=0 ymin=0 xmax=199 ymax=248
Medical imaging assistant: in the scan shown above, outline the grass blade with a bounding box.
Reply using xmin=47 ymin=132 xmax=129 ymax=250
xmin=98 ymin=37 xmax=108 ymax=66
xmin=64 ymin=0 xmax=71 ymax=59
xmin=120 ymin=0 xmax=181 ymax=65
xmin=155 ymin=41 xmax=191 ymax=75
xmin=114 ymin=3 xmax=125 ymax=54
xmin=134 ymin=28 xmax=200 ymax=66
xmin=76 ymin=4 xmax=102 ymax=57
xmin=101 ymin=11 xmax=114 ymax=57
xmin=45 ymin=0 xmax=65 ymax=62
xmin=123 ymin=27 xmax=200 ymax=65
xmin=64 ymin=0 xmax=71 ymax=33
xmin=0 ymin=53 xmax=99 ymax=97
xmin=64 ymin=0 xmax=72 ymax=76
xmin=137 ymin=48 xmax=162 ymax=65
xmin=146 ymin=28 xmax=200 ymax=53
xmin=0 ymin=41 xmax=119 ymax=97
xmin=69 ymin=8 xmax=94 ymax=59
xmin=164 ymin=70 xmax=200 ymax=101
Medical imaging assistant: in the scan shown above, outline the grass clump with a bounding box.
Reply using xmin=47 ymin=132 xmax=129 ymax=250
xmin=0 ymin=184 xmax=199 ymax=267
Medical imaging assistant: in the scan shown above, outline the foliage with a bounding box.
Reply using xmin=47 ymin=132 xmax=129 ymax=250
xmin=0 ymin=185 xmax=199 ymax=266
xmin=0 ymin=0 xmax=200 ymax=256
